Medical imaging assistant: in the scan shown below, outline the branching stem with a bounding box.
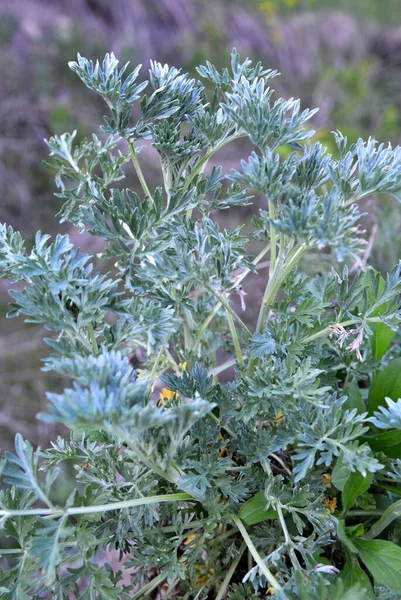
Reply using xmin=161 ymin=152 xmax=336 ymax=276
xmin=228 ymin=510 xmax=284 ymax=594
xmin=0 ymin=492 xmax=195 ymax=519
xmin=206 ymin=286 xmax=251 ymax=338
xmin=183 ymin=132 xmax=245 ymax=193
xmin=301 ymin=316 xmax=382 ymax=345
xmin=193 ymin=245 xmax=270 ymax=353
xmin=87 ymin=323 xmax=98 ymax=354
xmin=247 ymin=242 xmax=309 ymax=375
xmin=226 ymin=306 xmax=244 ymax=366
xmin=128 ymin=141 xmax=155 ymax=206
xmin=276 ymin=503 xmax=302 ymax=571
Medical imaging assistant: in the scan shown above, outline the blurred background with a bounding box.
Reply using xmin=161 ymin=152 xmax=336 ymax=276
xmin=2 ymin=0 xmax=401 ymax=450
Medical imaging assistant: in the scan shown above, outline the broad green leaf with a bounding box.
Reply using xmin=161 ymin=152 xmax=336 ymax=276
xmin=366 ymin=272 xmax=396 ymax=361
xmin=370 ymin=322 xmax=395 ymax=361
xmin=337 ymin=520 xmax=364 ymax=554
xmin=364 ymin=430 xmax=401 ymax=459
xmin=337 ymin=550 xmax=375 ymax=599
xmin=238 ymin=490 xmax=278 ymax=526
xmin=368 ymin=358 xmax=401 ymax=414
xmin=332 ymin=457 xmax=351 ymax=491
xmin=342 ymin=471 xmax=373 ymax=515
xmin=353 ymin=538 xmax=401 ymax=593
xmin=377 ymin=483 xmax=401 ymax=497
xmin=72 ymin=424 xmax=109 ymax=442
xmin=362 ymin=498 xmax=401 ymax=540
xmin=343 ymin=381 xmax=366 ymax=415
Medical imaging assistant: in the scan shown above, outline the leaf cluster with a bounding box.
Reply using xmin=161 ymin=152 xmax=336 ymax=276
xmin=1 ymin=49 xmax=401 ymax=599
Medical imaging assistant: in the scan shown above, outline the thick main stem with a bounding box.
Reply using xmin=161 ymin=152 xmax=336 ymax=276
xmin=0 ymin=492 xmax=195 ymax=518
xmin=247 ymin=243 xmax=309 ymax=375
xmin=268 ymin=200 xmax=277 ymax=275
xmin=256 ymin=244 xmax=308 ymax=335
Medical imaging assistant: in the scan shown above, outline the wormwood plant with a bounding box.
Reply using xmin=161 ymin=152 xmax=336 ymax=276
xmin=1 ymin=50 xmax=401 ymax=599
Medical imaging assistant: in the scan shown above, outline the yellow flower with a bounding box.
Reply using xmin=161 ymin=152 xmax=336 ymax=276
xmin=179 ymin=361 xmax=187 ymax=371
xmin=267 ymin=586 xmax=276 ymax=595
xmin=158 ymin=388 xmax=178 ymax=407
xmin=218 ymin=446 xmax=228 ymax=459
xmin=322 ymin=473 xmax=332 ymax=489
xmin=194 ymin=565 xmax=216 ymax=588
xmin=324 ymin=497 xmax=337 ymax=514
xmin=184 ymin=533 xmax=198 ymax=547
xmin=274 ymin=411 xmax=285 ymax=425
xmin=217 ymin=433 xmax=228 ymax=459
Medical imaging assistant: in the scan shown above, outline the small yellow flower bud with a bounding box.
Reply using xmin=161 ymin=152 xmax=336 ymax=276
xmin=324 ymin=497 xmax=337 ymax=514
xmin=184 ymin=533 xmax=197 ymax=547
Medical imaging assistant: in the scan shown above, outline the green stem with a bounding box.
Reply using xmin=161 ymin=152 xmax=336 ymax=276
xmin=66 ymin=329 xmax=93 ymax=354
xmin=161 ymin=521 xmax=204 ymax=535
xmin=87 ymin=323 xmax=99 ymax=354
xmin=211 ymin=527 xmax=238 ymax=546
xmin=228 ymin=511 xmax=284 ymax=594
xmin=226 ymin=306 xmax=244 ymax=366
xmin=276 ymin=503 xmax=302 ymax=571
xmin=132 ymin=571 xmax=167 ymax=600
xmin=215 ymin=542 xmax=246 ymax=600
xmin=362 ymin=499 xmax=401 ymax=540
xmin=160 ymin=578 xmax=179 ymax=600
xmin=128 ymin=141 xmax=155 ymax=206
xmin=1 ymin=537 xmax=109 ymax=556
xmin=300 ymin=317 xmax=382 ymax=345
xmin=182 ymin=307 xmax=195 ymax=352
xmin=193 ymin=246 xmax=270 ymax=353
xmin=269 ymin=453 xmax=292 ymax=476
xmin=193 ymin=302 xmax=221 ymax=355
xmin=150 ymin=345 xmax=166 ymax=384
xmin=0 ymin=493 xmax=195 ymax=519
xmin=268 ymin=200 xmax=277 ymax=276
xmin=235 ymin=245 xmax=271 ymax=287
xmin=247 ymin=243 xmax=309 ymax=375
xmin=211 ymin=358 xmax=238 ymax=376
xmin=256 ymin=243 xmax=308 ymax=335
xmin=209 ymin=412 xmax=238 ymax=440
xmin=112 ymin=426 xmax=180 ymax=485
xmin=347 ymin=511 xmax=383 ymax=517
xmin=206 ymin=286 xmax=252 ymax=338
xmin=183 ymin=133 xmax=244 ymax=193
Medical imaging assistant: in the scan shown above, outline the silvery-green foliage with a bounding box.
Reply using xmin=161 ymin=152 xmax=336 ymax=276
xmin=1 ymin=49 xmax=401 ymax=599
xmin=369 ymin=398 xmax=401 ymax=429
